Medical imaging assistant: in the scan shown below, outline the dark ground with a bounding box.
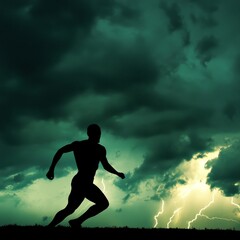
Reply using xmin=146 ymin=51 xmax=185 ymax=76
xmin=0 ymin=225 xmax=239 ymax=239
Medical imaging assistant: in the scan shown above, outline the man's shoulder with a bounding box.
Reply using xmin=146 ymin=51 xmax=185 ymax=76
xmin=97 ymin=143 xmax=106 ymax=152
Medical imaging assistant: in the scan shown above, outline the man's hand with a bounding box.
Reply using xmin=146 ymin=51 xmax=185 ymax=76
xmin=118 ymin=172 xmax=125 ymax=179
xmin=46 ymin=169 xmax=54 ymax=180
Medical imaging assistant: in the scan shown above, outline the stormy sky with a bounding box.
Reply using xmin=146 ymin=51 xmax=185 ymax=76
xmin=1 ymin=0 xmax=240 ymax=230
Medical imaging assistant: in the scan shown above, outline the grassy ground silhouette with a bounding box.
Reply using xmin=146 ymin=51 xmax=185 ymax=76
xmin=0 ymin=225 xmax=239 ymax=239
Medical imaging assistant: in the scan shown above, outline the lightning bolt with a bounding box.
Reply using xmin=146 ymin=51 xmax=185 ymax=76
xmin=153 ymin=199 xmax=165 ymax=228
xmin=167 ymin=207 xmax=182 ymax=228
xmin=200 ymin=214 xmax=240 ymax=224
xmin=187 ymin=191 xmax=215 ymax=229
xmin=151 ymin=147 xmax=239 ymax=229
xmin=231 ymin=197 xmax=240 ymax=218
xmin=231 ymin=197 xmax=240 ymax=210
xmin=197 ymin=197 xmax=240 ymax=225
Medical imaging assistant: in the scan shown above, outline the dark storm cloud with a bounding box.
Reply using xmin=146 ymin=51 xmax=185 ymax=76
xmin=160 ymin=2 xmax=183 ymax=32
xmin=116 ymin=131 xmax=213 ymax=198
xmin=195 ymin=35 xmax=218 ymax=65
xmin=0 ymin=0 xmax=160 ymax=145
xmin=0 ymin=0 xmax=121 ymax=188
xmin=1 ymin=0 xmax=240 ymax=199
xmin=113 ymin=0 xmax=240 ymax=198
xmin=0 ymin=0 xmax=118 ymax=143
xmin=206 ymin=141 xmax=240 ymax=197
xmin=0 ymin=168 xmax=40 ymax=190
xmin=1 ymin=0 xmax=108 ymax=79
xmin=190 ymin=0 xmax=219 ymax=13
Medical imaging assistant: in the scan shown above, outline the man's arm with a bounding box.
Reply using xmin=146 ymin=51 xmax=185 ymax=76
xmin=100 ymin=148 xmax=125 ymax=179
xmin=46 ymin=143 xmax=74 ymax=180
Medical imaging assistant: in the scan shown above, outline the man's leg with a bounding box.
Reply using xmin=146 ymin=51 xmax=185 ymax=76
xmin=48 ymin=207 xmax=73 ymax=227
xmin=48 ymin=189 xmax=84 ymax=227
xmin=69 ymin=184 xmax=109 ymax=228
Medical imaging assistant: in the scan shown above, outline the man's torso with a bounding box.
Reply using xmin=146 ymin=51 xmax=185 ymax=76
xmin=71 ymin=140 xmax=105 ymax=181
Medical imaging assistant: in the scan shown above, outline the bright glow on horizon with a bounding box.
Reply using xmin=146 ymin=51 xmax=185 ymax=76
xmin=153 ymin=146 xmax=240 ymax=230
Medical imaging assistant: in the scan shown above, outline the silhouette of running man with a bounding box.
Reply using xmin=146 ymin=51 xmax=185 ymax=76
xmin=46 ymin=123 xmax=125 ymax=228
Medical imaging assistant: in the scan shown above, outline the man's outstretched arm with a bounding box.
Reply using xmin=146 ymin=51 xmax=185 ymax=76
xmin=102 ymin=160 xmax=125 ymax=179
xmin=100 ymin=149 xmax=125 ymax=179
xmin=46 ymin=144 xmax=74 ymax=180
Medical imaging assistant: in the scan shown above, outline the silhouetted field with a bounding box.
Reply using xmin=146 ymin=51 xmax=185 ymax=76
xmin=0 ymin=225 xmax=239 ymax=239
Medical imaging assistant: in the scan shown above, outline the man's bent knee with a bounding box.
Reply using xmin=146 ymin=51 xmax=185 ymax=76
xmin=101 ymin=199 xmax=109 ymax=210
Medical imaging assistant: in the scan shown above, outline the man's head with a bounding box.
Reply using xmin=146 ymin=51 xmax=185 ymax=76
xmin=87 ymin=123 xmax=101 ymax=143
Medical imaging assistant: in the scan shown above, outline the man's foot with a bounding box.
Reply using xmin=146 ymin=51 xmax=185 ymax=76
xmin=69 ymin=219 xmax=82 ymax=229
